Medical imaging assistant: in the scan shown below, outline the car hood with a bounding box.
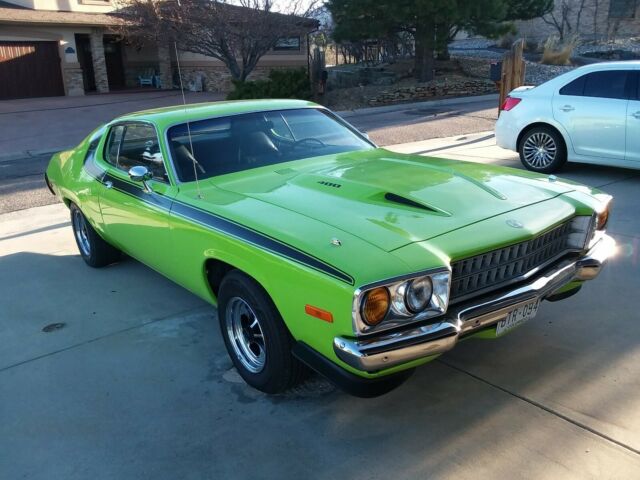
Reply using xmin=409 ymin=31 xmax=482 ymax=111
xmin=210 ymin=149 xmax=577 ymax=252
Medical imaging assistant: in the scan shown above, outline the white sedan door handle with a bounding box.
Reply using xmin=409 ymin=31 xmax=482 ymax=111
xmin=560 ymin=105 xmax=575 ymax=112
xmin=632 ymin=111 xmax=640 ymax=119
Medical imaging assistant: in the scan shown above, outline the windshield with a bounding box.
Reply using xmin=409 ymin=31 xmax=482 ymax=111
xmin=167 ymin=108 xmax=374 ymax=182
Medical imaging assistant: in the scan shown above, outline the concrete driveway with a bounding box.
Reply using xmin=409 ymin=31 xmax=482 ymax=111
xmin=1 ymin=136 xmax=639 ymax=479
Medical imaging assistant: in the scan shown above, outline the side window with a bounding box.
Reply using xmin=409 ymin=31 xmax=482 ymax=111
xmin=104 ymin=125 xmax=125 ymax=166
xmin=104 ymin=123 xmax=168 ymax=182
xmin=84 ymin=128 xmax=105 ymax=164
xmin=583 ymin=71 xmax=629 ymax=99
xmin=559 ymin=75 xmax=585 ymax=96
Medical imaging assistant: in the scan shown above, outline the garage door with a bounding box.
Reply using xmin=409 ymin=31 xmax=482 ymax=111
xmin=0 ymin=41 xmax=65 ymax=99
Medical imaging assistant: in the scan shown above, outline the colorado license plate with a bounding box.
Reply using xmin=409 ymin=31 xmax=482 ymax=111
xmin=496 ymin=299 xmax=541 ymax=336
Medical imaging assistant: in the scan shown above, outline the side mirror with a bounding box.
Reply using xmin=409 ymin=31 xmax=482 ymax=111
xmin=128 ymin=165 xmax=153 ymax=193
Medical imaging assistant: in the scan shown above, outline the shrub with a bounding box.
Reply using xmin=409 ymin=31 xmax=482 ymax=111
xmin=226 ymin=68 xmax=311 ymax=100
xmin=541 ymin=35 xmax=579 ymax=65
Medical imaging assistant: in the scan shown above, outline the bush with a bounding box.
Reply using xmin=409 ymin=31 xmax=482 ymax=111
xmin=541 ymin=35 xmax=579 ymax=65
xmin=226 ymin=68 xmax=311 ymax=100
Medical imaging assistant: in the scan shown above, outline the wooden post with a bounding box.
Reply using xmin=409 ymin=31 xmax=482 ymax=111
xmin=498 ymin=39 xmax=526 ymax=111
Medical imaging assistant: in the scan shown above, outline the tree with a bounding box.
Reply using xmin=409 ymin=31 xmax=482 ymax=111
xmin=327 ymin=0 xmax=554 ymax=82
xmin=114 ymin=0 xmax=317 ymax=82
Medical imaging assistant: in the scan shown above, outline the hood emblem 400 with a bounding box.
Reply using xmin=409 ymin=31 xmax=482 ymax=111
xmin=506 ymin=219 xmax=524 ymax=229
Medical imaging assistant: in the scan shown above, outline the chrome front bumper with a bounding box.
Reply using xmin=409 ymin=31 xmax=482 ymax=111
xmin=334 ymin=233 xmax=616 ymax=373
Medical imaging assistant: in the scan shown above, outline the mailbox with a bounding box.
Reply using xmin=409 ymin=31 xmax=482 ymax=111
xmin=490 ymin=61 xmax=502 ymax=82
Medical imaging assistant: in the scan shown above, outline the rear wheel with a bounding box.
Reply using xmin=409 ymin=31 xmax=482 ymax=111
xmin=218 ymin=270 xmax=308 ymax=394
xmin=519 ymin=126 xmax=567 ymax=173
xmin=70 ymin=203 xmax=120 ymax=268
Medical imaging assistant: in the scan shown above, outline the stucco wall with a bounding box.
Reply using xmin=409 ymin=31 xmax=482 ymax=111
xmin=3 ymin=0 xmax=113 ymax=13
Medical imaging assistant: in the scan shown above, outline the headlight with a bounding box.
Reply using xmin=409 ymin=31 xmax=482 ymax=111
xmin=353 ymin=268 xmax=451 ymax=334
xmin=405 ymin=277 xmax=433 ymax=313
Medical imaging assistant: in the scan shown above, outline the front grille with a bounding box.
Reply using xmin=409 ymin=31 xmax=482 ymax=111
xmin=450 ymin=220 xmax=574 ymax=301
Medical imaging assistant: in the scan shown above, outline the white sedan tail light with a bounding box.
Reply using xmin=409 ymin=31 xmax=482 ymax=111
xmin=500 ymin=96 xmax=522 ymax=111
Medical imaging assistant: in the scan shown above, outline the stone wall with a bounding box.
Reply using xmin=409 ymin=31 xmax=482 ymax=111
xmin=62 ymin=65 xmax=85 ymax=96
xmin=367 ymin=78 xmax=496 ymax=107
xmin=89 ymin=28 xmax=109 ymax=93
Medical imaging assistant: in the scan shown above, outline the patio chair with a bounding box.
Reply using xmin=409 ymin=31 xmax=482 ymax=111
xmin=138 ymin=68 xmax=155 ymax=87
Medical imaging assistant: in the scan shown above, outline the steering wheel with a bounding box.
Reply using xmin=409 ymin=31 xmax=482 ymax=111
xmin=292 ymin=137 xmax=326 ymax=149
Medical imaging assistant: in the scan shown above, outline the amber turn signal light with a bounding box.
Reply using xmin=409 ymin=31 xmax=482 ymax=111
xmin=596 ymin=209 xmax=609 ymax=230
xmin=305 ymin=304 xmax=334 ymax=323
xmin=361 ymin=287 xmax=390 ymax=326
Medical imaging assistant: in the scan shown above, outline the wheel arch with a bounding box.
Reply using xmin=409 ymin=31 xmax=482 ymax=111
xmin=203 ymin=257 xmax=275 ymax=306
xmin=517 ymin=121 xmax=571 ymax=155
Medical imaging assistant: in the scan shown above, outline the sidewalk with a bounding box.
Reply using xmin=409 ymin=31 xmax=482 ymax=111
xmin=386 ymin=130 xmax=518 ymax=166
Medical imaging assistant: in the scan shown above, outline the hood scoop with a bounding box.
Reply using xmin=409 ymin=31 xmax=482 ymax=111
xmin=383 ymin=192 xmax=450 ymax=216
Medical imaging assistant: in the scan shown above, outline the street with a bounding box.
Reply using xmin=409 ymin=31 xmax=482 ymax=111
xmin=0 ymin=94 xmax=497 ymax=214
xmin=1 ymin=97 xmax=639 ymax=479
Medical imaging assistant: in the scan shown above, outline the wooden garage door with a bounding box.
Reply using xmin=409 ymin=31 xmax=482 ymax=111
xmin=0 ymin=41 xmax=65 ymax=99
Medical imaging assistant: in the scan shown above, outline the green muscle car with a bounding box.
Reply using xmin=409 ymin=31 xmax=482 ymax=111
xmin=45 ymin=99 xmax=615 ymax=397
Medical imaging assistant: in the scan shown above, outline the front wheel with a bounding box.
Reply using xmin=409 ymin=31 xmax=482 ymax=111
xmin=218 ymin=270 xmax=308 ymax=394
xmin=70 ymin=203 xmax=120 ymax=268
xmin=519 ymin=126 xmax=567 ymax=173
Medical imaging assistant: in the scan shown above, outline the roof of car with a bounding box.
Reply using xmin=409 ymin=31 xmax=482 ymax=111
xmin=575 ymin=60 xmax=640 ymax=71
xmin=117 ymin=99 xmax=321 ymax=129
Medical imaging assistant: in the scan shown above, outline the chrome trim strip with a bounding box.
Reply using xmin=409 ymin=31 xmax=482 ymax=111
xmin=334 ymin=233 xmax=615 ymax=372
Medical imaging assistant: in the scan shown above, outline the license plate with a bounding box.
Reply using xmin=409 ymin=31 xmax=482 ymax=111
xmin=496 ymin=299 xmax=540 ymax=336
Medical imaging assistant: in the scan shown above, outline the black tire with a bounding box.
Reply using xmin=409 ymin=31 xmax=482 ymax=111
xmin=69 ymin=203 xmax=121 ymax=268
xmin=218 ymin=270 xmax=308 ymax=394
xmin=518 ymin=126 xmax=567 ymax=173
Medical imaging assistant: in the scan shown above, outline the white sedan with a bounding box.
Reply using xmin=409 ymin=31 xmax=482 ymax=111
xmin=495 ymin=61 xmax=640 ymax=173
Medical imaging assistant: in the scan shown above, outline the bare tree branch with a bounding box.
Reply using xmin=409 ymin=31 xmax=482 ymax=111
xmin=113 ymin=0 xmax=318 ymax=81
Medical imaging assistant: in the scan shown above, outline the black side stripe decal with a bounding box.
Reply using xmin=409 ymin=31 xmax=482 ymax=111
xmin=83 ymin=161 xmax=354 ymax=285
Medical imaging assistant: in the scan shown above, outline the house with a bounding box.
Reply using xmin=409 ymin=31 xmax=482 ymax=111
xmin=0 ymin=0 xmax=317 ymax=99
xmin=515 ymin=0 xmax=640 ymax=43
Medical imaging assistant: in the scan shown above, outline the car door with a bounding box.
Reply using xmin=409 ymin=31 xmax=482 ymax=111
xmin=625 ymin=71 xmax=640 ymax=162
xmin=95 ymin=121 xmax=178 ymax=271
xmin=553 ymin=70 xmax=631 ymax=160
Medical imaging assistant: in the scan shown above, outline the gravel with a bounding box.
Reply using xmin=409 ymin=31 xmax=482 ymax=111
xmin=576 ymin=39 xmax=640 ymax=54
xmin=524 ymin=61 xmax=575 ymax=85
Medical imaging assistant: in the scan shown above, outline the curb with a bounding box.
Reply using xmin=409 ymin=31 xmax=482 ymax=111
xmin=337 ymin=93 xmax=499 ymax=118
xmin=0 ymin=148 xmax=63 ymax=163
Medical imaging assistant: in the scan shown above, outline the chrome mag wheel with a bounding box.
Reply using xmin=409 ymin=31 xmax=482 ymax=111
xmin=72 ymin=209 xmax=91 ymax=257
xmin=522 ymin=132 xmax=557 ymax=168
xmin=225 ymin=297 xmax=266 ymax=373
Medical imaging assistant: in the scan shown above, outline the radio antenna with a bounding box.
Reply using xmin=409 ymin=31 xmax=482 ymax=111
xmin=174 ymin=40 xmax=203 ymax=199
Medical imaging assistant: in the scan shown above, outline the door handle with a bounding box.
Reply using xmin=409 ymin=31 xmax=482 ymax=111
xmin=105 ymin=181 xmax=113 ymax=189
xmin=560 ymin=105 xmax=575 ymax=112
xmin=632 ymin=111 xmax=640 ymax=119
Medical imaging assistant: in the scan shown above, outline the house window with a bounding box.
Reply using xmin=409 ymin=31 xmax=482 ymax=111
xmin=609 ymin=0 xmax=636 ymax=18
xmin=274 ymin=37 xmax=301 ymax=51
